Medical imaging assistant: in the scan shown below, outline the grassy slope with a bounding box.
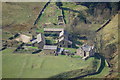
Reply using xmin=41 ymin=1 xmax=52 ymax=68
xmin=103 ymin=14 xmax=118 ymax=78
xmin=2 ymin=2 xmax=45 ymax=26
xmin=2 ymin=2 xmax=45 ymax=39
xmin=37 ymin=2 xmax=88 ymax=27
xmin=86 ymin=62 xmax=110 ymax=78
xmin=2 ymin=48 xmax=98 ymax=78
xmin=37 ymin=2 xmax=61 ymax=27
xmin=62 ymin=2 xmax=88 ymax=11
xmin=102 ymin=14 xmax=118 ymax=46
xmin=96 ymin=14 xmax=118 ymax=78
xmin=76 ymin=13 xmax=118 ymax=79
xmin=62 ymin=2 xmax=88 ymax=24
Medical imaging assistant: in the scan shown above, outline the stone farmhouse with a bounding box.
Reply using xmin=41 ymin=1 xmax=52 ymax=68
xmin=42 ymin=28 xmax=72 ymax=54
xmin=13 ymin=28 xmax=72 ymax=54
xmin=43 ymin=45 xmax=58 ymax=54
xmin=76 ymin=44 xmax=95 ymax=59
xmin=44 ymin=28 xmax=72 ymax=48
xmin=31 ymin=33 xmax=45 ymax=49
xmin=5 ymin=28 xmax=95 ymax=59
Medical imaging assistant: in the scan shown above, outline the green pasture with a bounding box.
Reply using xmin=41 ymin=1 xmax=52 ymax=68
xmin=2 ymin=48 xmax=99 ymax=78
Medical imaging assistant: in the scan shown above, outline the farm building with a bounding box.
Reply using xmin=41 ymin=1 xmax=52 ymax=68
xmin=14 ymin=34 xmax=32 ymax=43
xmin=58 ymin=30 xmax=72 ymax=48
xmin=44 ymin=28 xmax=72 ymax=48
xmin=13 ymin=28 xmax=73 ymax=54
xmin=76 ymin=44 xmax=95 ymax=59
xmin=43 ymin=45 xmax=58 ymax=54
xmin=31 ymin=33 xmax=45 ymax=49
xmin=58 ymin=16 xmax=64 ymax=25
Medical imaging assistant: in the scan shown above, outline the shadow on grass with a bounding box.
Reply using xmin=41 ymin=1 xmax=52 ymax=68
xmin=69 ymin=53 xmax=106 ymax=80
xmin=34 ymin=1 xmax=51 ymax=25
xmin=94 ymin=53 xmax=105 ymax=74
xmin=0 ymin=47 xmax=7 ymax=51
xmin=50 ymin=53 xmax=106 ymax=80
xmin=72 ymin=43 xmax=79 ymax=49
xmin=32 ymin=50 xmax=42 ymax=54
xmin=60 ymin=7 xmax=81 ymax=13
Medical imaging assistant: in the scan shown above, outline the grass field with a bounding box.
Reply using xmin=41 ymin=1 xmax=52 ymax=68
xmin=2 ymin=2 xmax=46 ymax=37
xmin=2 ymin=48 xmax=99 ymax=78
xmin=2 ymin=2 xmax=46 ymax=40
xmin=37 ymin=2 xmax=61 ymax=27
xmin=2 ymin=2 xmax=46 ymax=26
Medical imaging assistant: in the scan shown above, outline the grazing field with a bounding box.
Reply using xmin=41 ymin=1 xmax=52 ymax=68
xmin=37 ymin=2 xmax=61 ymax=27
xmin=2 ymin=2 xmax=46 ymax=37
xmin=2 ymin=2 xmax=46 ymax=26
xmin=2 ymin=48 xmax=99 ymax=78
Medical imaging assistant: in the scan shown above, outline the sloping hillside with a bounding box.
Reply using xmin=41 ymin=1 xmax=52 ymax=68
xmin=95 ymin=14 xmax=118 ymax=78
xmin=2 ymin=2 xmax=45 ymax=39
xmin=36 ymin=2 xmax=88 ymax=27
xmin=2 ymin=2 xmax=119 ymax=78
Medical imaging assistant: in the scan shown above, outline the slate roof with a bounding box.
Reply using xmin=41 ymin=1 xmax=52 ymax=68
xmin=44 ymin=28 xmax=64 ymax=32
xmin=80 ymin=44 xmax=94 ymax=52
xmin=43 ymin=45 xmax=57 ymax=50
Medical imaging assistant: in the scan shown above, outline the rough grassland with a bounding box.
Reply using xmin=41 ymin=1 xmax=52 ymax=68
xmin=2 ymin=48 xmax=98 ymax=78
xmin=2 ymin=2 xmax=46 ymax=35
xmin=37 ymin=2 xmax=61 ymax=27
xmin=102 ymin=14 xmax=118 ymax=46
xmin=101 ymin=14 xmax=118 ymax=78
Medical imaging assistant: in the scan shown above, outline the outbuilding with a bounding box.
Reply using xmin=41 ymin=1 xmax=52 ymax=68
xmin=43 ymin=45 xmax=58 ymax=54
xmin=76 ymin=44 xmax=94 ymax=59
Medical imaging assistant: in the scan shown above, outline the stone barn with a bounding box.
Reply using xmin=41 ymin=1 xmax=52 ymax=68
xmin=58 ymin=29 xmax=72 ymax=48
xmin=44 ymin=28 xmax=72 ymax=48
xmin=43 ymin=45 xmax=58 ymax=55
xmin=31 ymin=33 xmax=45 ymax=49
xmin=76 ymin=44 xmax=94 ymax=59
